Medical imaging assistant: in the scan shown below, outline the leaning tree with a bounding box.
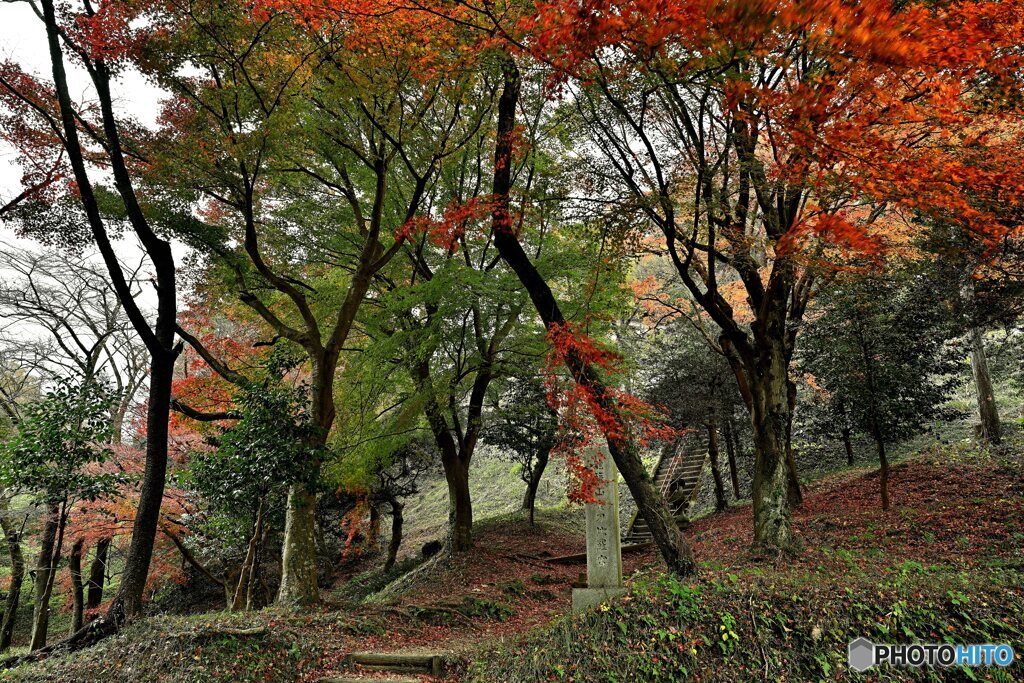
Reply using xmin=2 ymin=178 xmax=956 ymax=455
xmin=0 ymin=0 xmax=184 ymax=628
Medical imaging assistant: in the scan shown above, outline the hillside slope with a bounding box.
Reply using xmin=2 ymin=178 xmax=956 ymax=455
xmin=5 ymin=442 xmax=1021 ymax=682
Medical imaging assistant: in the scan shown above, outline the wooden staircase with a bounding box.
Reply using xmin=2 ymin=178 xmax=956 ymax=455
xmin=623 ymin=438 xmax=708 ymax=544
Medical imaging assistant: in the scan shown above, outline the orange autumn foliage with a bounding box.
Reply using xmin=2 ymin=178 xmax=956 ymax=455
xmin=523 ymin=0 xmax=1024 ymax=253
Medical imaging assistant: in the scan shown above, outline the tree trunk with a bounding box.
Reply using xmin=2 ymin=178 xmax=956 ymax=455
xmin=489 ymin=58 xmax=695 ymax=576
xmin=0 ymin=514 xmax=25 ymax=651
xmin=521 ymin=447 xmax=550 ymax=525
xmin=384 ymin=500 xmax=403 ymax=572
xmin=232 ymin=500 xmax=265 ymax=612
xmin=872 ymin=424 xmax=890 ymax=511
xmin=837 ymin=399 xmax=855 ymax=466
xmin=106 ymin=347 xmax=176 ymax=624
xmin=443 ymin=455 xmax=473 ymax=552
xmin=730 ymin=415 xmax=744 ymax=462
xmin=785 ymin=380 xmax=804 ymax=508
xmin=969 ymin=326 xmax=1001 ymax=445
xmin=723 ymin=418 xmax=741 ymax=499
xmin=277 ymin=483 xmax=319 ymax=607
xmin=86 ymin=537 xmax=110 ymax=609
xmin=69 ymin=539 xmax=85 ymax=634
xmin=841 ymin=427 xmax=854 ymax=466
xmin=707 ymin=419 xmax=728 ymax=511
xmin=367 ymin=503 xmax=380 ymax=548
xmin=30 ymin=504 xmax=62 ymax=651
xmin=245 ymin=522 xmax=268 ymax=612
xmin=746 ymin=351 xmax=794 ymax=552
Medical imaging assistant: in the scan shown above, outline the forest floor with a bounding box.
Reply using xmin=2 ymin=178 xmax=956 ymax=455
xmin=4 ymin=440 xmax=1022 ymax=682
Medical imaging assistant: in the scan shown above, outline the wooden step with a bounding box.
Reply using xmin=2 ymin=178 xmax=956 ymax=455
xmin=346 ymin=652 xmax=442 ymax=676
xmin=547 ymin=542 xmax=653 ymax=565
xmin=323 ymin=677 xmax=421 ymax=683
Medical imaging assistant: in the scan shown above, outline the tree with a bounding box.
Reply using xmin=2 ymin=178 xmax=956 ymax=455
xmin=371 ymin=240 xmax=534 ymax=551
xmin=0 ymin=0 xmax=184 ymax=628
xmin=913 ymin=222 xmax=1022 ymax=446
xmin=487 ymin=376 xmax=559 ymax=525
xmin=486 ymin=58 xmax=696 ymax=574
xmin=181 ymin=373 xmax=315 ymax=611
xmin=150 ymin=0 xmax=492 ymax=602
xmin=799 ymin=268 xmax=962 ymax=510
xmin=369 ymin=439 xmax=435 ymax=571
xmin=0 ymin=379 xmax=121 ymax=649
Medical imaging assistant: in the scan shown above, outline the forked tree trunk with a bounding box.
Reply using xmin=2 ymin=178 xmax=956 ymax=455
xmin=0 ymin=514 xmax=25 ymax=651
xmin=86 ymin=537 xmax=110 ymax=609
xmin=278 ymin=483 xmax=319 ymax=607
xmin=384 ymin=500 xmax=404 ymax=572
xmin=417 ymin=356 xmax=478 ymax=553
xmin=707 ymin=419 xmax=728 ymax=511
xmin=69 ymin=539 xmax=85 ymax=634
xmin=489 ymin=60 xmax=695 ymax=576
xmin=232 ymin=500 xmax=265 ymax=612
xmin=723 ymin=418 xmax=741 ymax=499
xmin=969 ymin=326 xmax=1001 ymax=445
xmin=521 ymin=447 xmax=550 ymax=525
xmin=30 ymin=504 xmax=63 ymax=651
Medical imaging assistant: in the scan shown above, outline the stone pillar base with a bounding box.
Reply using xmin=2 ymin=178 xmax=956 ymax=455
xmin=572 ymin=586 xmax=626 ymax=613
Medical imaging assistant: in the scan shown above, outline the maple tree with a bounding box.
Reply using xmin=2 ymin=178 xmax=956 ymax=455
xmin=501 ymin=0 xmax=1024 ymax=551
xmin=140 ymin=0 xmax=502 ymax=602
xmin=483 ymin=59 xmax=697 ymax=574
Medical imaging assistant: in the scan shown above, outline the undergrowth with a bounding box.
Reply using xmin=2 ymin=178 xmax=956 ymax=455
xmin=468 ymin=567 xmax=1024 ymax=682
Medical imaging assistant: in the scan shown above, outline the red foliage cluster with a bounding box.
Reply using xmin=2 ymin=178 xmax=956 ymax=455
xmin=0 ymin=62 xmax=68 ymax=206
xmin=169 ymin=306 xmax=267 ymax=433
xmin=394 ymin=195 xmax=494 ymax=251
xmin=545 ymin=322 xmax=680 ymax=503
xmin=523 ymin=0 xmax=1024 ymax=256
xmin=68 ymin=0 xmax=151 ymax=64
xmin=338 ymin=494 xmax=370 ymax=562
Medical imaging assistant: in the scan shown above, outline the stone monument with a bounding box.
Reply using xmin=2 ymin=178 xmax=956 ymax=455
xmin=571 ymin=445 xmax=626 ymax=613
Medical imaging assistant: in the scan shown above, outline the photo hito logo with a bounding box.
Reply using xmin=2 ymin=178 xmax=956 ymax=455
xmin=849 ymin=638 xmax=1015 ymax=672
